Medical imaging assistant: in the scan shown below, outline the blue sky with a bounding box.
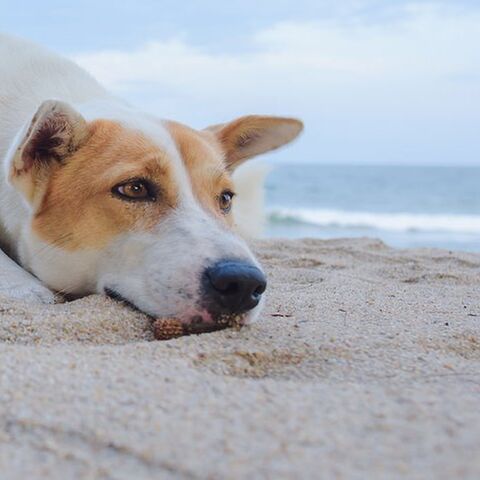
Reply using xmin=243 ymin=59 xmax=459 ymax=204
xmin=1 ymin=1 xmax=480 ymax=165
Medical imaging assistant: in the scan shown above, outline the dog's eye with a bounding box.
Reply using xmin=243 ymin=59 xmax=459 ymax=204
xmin=112 ymin=179 xmax=155 ymax=201
xmin=219 ymin=190 xmax=235 ymax=213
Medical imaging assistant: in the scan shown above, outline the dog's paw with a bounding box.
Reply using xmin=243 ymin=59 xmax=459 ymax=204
xmin=0 ymin=283 xmax=55 ymax=304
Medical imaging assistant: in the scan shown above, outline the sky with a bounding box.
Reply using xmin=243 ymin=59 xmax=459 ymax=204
xmin=1 ymin=0 xmax=480 ymax=166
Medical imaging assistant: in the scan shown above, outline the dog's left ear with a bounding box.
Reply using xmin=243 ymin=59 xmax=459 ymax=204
xmin=205 ymin=115 xmax=303 ymax=170
xmin=5 ymin=100 xmax=88 ymax=207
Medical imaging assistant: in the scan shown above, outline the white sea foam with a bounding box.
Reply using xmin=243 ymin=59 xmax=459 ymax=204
xmin=268 ymin=208 xmax=480 ymax=234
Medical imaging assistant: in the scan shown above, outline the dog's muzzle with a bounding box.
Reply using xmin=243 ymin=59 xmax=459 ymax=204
xmin=105 ymin=259 xmax=267 ymax=336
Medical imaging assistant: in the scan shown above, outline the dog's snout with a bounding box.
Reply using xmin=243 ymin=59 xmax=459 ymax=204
xmin=204 ymin=260 xmax=267 ymax=314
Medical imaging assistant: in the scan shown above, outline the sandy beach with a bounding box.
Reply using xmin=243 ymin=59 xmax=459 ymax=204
xmin=1 ymin=237 xmax=479 ymax=479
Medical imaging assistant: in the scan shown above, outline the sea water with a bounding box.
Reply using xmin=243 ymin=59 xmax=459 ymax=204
xmin=265 ymin=164 xmax=480 ymax=251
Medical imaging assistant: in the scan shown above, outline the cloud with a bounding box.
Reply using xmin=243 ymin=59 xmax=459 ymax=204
xmin=73 ymin=3 xmax=480 ymax=106
xmin=72 ymin=3 xmax=480 ymax=165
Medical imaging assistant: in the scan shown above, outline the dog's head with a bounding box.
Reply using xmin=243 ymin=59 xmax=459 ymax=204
xmin=5 ymin=100 xmax=302 ymax=331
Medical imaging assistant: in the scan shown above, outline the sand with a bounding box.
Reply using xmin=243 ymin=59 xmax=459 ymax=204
xmin=0 ymin=238 xmax=479 ymax=479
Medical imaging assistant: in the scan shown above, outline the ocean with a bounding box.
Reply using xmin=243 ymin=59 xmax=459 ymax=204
xmin=264 ymin=164 xmax=480 ymax=252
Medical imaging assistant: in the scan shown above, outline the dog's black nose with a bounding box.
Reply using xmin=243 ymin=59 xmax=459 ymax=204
xmin=204 ymin=260 xmax=267 ymax=314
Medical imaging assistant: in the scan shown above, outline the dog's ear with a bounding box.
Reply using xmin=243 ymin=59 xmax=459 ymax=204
xmin=5 ymin=100 xmax=88 ymax=207
xmin=205 ymin=115 xmax=303 ymax=170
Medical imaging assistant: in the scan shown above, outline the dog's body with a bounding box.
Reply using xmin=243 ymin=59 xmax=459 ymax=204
xmin=0 ymin=34 xmax=302 ymax=332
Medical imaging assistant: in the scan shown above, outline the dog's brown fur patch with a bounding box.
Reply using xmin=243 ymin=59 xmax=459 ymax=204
xmin=32 ymin=120 xmax=180 ymax=250
xmin=166 ymin=121 xmax=235 ymax=225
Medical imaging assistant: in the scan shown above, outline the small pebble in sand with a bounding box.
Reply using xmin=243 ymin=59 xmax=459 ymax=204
xmin=153 ymin=318 xmax=185 ymax=341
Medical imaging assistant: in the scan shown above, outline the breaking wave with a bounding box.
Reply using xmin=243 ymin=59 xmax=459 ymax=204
xmin=268 ymin=208 xmax=480 ymax=234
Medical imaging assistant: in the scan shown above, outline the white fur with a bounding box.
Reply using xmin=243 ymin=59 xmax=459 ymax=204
xmin=0 ymin=248 xmax=54 ymax=303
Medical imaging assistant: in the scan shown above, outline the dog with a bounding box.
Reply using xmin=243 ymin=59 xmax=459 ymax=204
xmin=0 ymin=34 xmax=303 ymax=333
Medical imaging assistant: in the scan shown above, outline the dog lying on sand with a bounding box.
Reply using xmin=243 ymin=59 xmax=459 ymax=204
xmin=0 ymin=34 xmax=302 ymax=334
